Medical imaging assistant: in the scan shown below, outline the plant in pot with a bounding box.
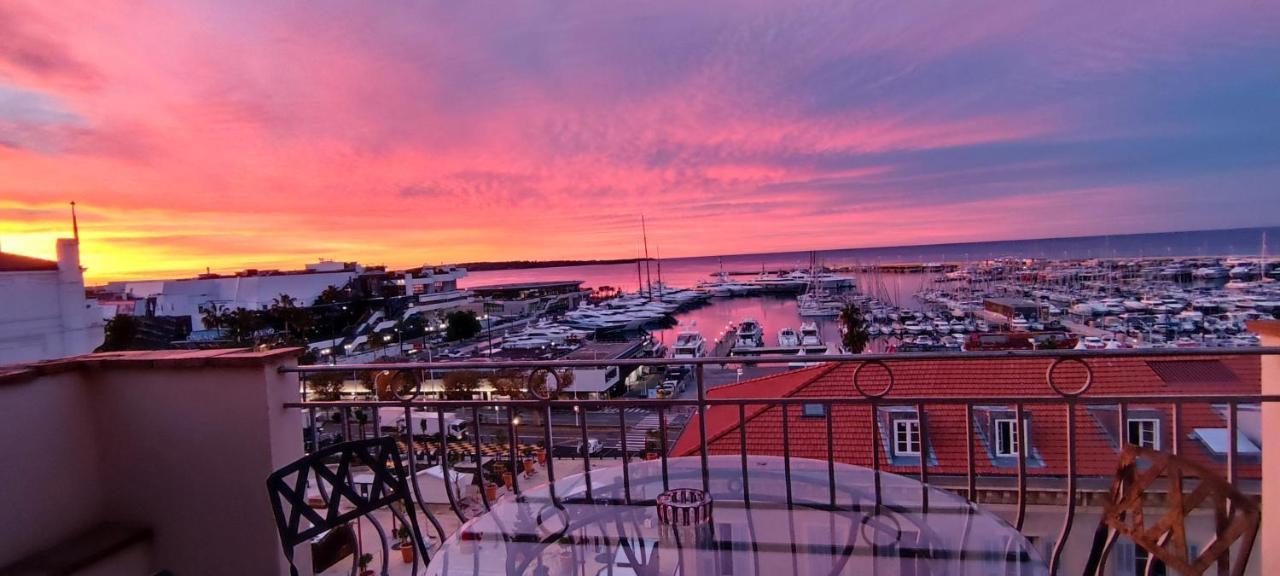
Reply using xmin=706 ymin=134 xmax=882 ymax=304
xmin=557 ymin=535 xmax=574 ymax=564
xmin=394 ymin=525 xmax=415 ymax=564
xmin=535 ymin=443 xmax=547 ymax=464
xmin=644 ymin=429 xmax=662 ymax=460
xmin=357 ymin=552 xmax=374 ymax=576
xmin=484 ymin=482 xmax=499 ymax=501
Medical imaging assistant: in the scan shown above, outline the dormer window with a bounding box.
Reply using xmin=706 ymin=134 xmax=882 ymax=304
xmin=802 ymin=403 xmax=826 ymax=418
xmin=893 ymin=419 xmax=921 ymax=455
xmin=1126 ymin=418 xmax=1160 ymax=450
xmin=994 ymin=418 xmax=1024 ymax=457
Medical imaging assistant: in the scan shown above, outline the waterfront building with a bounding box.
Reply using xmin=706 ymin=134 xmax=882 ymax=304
xmin=102 ymin=259 xmax=369 ymax=328
xmin=0 ymin=239 xmax=104 ymax=364
xmin=470 ymin=280 xmax=587 ymax=318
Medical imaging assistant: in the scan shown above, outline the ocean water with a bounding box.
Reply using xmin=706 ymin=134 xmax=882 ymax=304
xmin=462 ymin=226 xmax=1280 ymax=294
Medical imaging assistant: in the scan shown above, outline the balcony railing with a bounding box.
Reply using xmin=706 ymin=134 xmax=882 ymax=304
xmin=281 ymin=347 xmax=1280 ymax=575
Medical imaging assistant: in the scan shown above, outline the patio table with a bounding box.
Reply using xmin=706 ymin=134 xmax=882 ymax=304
xmin=424 ymin=455 xmax=1047 ymax=575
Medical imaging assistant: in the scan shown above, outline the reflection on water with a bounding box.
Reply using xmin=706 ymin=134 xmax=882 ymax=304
xmin=650 ymin=295 xmax=840 ymax=350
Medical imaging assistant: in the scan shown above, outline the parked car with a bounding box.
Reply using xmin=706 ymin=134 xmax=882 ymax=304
xmin=577 ymin=438 xmax=603 ymax=455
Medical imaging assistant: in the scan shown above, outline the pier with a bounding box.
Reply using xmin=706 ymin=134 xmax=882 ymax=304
xmin=731 ymin=344 xmax=830 ymax=356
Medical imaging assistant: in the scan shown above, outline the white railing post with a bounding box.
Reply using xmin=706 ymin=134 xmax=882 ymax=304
xmin=1251 ymin=320 xmax=1279 ymax=575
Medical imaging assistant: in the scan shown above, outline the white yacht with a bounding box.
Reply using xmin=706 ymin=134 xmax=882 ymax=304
xmin=734 ymin=319 xmax=764 ymax=349
xmin=777 ymin=327 xmax=801 ymax=348
xmin=799 ymin=322 xmax=823 ymax=347
xmin=697 ymin=272 xmax=762 ymax=297
xmin=749 ymin=272 xmax=809 ymax=292
xmin=672 ymin=329 xmax=707 ymax=360
xmin=1193 ymin=266 xmax=1229 ymax=279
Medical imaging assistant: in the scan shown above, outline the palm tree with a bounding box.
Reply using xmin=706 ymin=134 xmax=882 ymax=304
xmin=226 ymin=307 xmax=262 ymax=345
xmin=315 ymin=285 xmax=348 ymax=306
xmin=268 ymin=293 xmax=313 ymax=343
xmin=201 ymin=303 xmax=229 ymax=332
xmin=839 ymin=303 xmax=870 ymax=354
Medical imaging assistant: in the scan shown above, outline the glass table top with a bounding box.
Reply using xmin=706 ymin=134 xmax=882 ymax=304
xmin=425 ymin=455 xmax=1048 ymax=575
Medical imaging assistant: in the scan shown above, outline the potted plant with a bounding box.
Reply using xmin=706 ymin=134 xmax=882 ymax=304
xmin=394 ymin=525 xmax=415 ymax=564
xmin=502 ymin=470 xmax=514 ymax=490
xmin=484 ymin=482 xmax=499 ymax=501
xmin=644 ymin=429 xmax=662 ymax=460
xmin=522 ymin=457 xmax=535 ymax=477
xmin=557 ymin=535 xmax=575 ymax=566
xmin=535 ymin=444 xmax=547 ymax=465
xmin=357 ymin=552 xmax=374 ymax=576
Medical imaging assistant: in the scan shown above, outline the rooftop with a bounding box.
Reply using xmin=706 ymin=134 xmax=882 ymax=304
xmin=468 ymin=280 xmax=584 ymax=293
xmin=0 ymin=251 xmax=59 ymax=272
xmin=560 ymin=339 xmax=645 ymax=360
xmin=671 ymin=355 xmax=1261 ymax=479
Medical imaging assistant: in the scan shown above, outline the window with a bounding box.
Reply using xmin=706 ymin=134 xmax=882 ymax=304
xmin=1126 ymin=418 xmax=1159 ymax=450
xmin=802 ymin=403 xmax=826 ymax=417
xmin=894 ymin=419 xmax=921 ymax=455
xmin=994 ymin=418 xmax=1027 ymax=457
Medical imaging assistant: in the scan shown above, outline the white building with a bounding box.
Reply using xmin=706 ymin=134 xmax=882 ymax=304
xmin=0 ymin=239 xmax=104 ymax=365
xmin=103 ymin=260 xmax=365 ymax=327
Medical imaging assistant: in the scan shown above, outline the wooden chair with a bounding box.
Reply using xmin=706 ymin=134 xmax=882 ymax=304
xmin=1082 ymin=446 xmax=1260 ymax=576
xmin=266 ymin=437 xmax=432 ymax=576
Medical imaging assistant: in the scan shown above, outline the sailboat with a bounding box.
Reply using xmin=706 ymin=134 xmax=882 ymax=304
xmin=798 ymin=252 xmax=842 ymax=317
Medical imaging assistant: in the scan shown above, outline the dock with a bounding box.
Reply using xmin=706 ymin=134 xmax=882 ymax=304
xmin=709 ymin=324 xmax=737 ymax=357
xmin=731 ymin=345 xmax=830 ymax=356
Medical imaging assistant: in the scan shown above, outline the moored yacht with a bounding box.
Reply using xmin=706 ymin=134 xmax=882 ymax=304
xmin=672 ymin=329 xmax=707 ymax=360
xmin=777 ymin=326 xmax=801 ymax=348
xmin=799 ymin=322 xmax=823 ymax=347
xmin=734 ymin=318 xmax=764 ymax=349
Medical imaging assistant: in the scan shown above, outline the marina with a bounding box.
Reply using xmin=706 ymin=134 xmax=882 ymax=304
xmin=474 ymin=249 xmax=1278 ymax=371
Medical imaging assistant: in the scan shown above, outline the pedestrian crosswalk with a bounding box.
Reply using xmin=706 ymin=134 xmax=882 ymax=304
xmin=620 ymin=413 xmax=664 ymax=451
xmin=597 ymin=407 xmax=651 ymax=417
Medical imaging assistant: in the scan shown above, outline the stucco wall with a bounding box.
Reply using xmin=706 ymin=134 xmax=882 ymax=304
xmin=0 ymin=349 xmax=309 ymax=575
xmin=0 ymin=370 xmax=105 ymax=562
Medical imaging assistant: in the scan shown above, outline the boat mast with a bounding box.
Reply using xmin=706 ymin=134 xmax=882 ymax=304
xmin=656 ymin=245 xmax=663 ymax=293
xmin=641 ymin=215 xmax=653 ymax=298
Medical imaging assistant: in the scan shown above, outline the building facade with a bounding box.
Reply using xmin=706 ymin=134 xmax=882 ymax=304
xmin=0 ymin=240 xmax=104 ymax=365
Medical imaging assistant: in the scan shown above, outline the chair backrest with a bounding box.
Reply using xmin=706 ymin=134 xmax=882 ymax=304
xmin=1083 ymin=445 xmax=1260 ymax=576
xmin=266 ymin=437 xmax=430 ymax=576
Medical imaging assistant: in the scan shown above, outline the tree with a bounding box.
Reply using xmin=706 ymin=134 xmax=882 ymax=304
xmin=441 ymin=370 xmax=484 ymax=400
xmin=267 ymin=293 xmax=314 ymax=345
xmin=314 ymin=284 xmax=350 ymax=306
xmin=839 ymin=303 xmax=871 ymax=354
xmin=307 ymin=372 xmax=346 ymax=401
xmin=200 ymin=303 xmax=229 ymax=331
xmin=98 ymin=314 xmax=140 ymax=352
xmin=225 ymin=307 xmax=263 ymax=345
xmin=444 ymin=310 xmax=482 ymax=341
xmin=489 ymin=368 xmax=528 ymax=398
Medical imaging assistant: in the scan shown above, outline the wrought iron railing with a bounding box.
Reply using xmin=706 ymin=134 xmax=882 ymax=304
xmin=280 ymin=347 xmax=1280 ymax=575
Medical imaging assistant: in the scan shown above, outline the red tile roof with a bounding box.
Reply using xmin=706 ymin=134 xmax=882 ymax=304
xmin=0 ymin=252 xmax=58 ymax=272
xmin=1146 ymin=360 xmax=1241 ymax=385
xmin=671 ymin=355 xmax=1261 ymax=480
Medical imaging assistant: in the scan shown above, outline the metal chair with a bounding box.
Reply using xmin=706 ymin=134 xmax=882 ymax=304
xmin=267 ymin=437 xmax=431 ymax=576
xmin=1082 ymin=446 xmax=1260 ymax=576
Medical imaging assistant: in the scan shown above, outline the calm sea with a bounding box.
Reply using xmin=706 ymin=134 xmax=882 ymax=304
xmin=460 ymin=226 xmax=1279 ymax=355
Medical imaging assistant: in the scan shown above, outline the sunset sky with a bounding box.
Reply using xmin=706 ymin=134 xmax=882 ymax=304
xmin=2 ymin=1 xmax=1279 ymax=281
